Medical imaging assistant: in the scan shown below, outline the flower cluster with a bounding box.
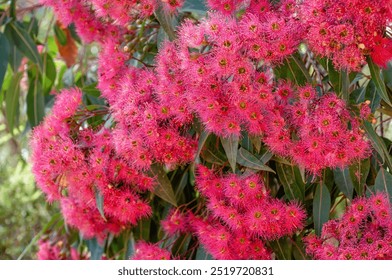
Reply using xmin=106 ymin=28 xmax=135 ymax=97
xmin=131 ymin=241 xmax=172 ymax=260
xmin=264 ymin=85 xmax=371 ymax=174
xmin=30 ymin=89 xmax=154 ymax=242
xmin=304 ymin=193 xmax=392 ymax=260
xmin=192 ymin=166 xmax=306 ymax=259
xmin=37 ymin=238 xmax=85 ymax=260
xmin=300 ymin=0 xmax=392 ymax=70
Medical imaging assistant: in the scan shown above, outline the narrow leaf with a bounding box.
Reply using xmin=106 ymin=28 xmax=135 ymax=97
xmin=195 ymin=131 xmax=209 ymax=164
xmin=349 ymin=159 xmax=370 ymax=197
xmin=236 ymin=147 xmax=275 ymax=173
xmin=6 ymin=22 xmax=43 ymax=71
xmin=363 ymin=121 xmax=392 ymax=170
xmin=221 ymin=135 xmax=239 ymax=172
xmin=27 ymin=76 xmax=45 ymax=128
xmin=5 ymin=72 xmax=23 ymax=133
xmin=367 ymin=57 xmax=392 ymax=106
xmin=86 ymin=238 xmax=104 ymax=260
xmin=276 ymin=163 xmax=304 ymax=201
xmin=374 ymin=168 xmax=392 ymax=204
xmin=94 ymin=187 xmax=107 ymax=222
xmin=0 ymin=33 xmax=10 ymax=90
xmin=154 ymin=5 xmax=176 ymax=41
xmin=150 ymin=164 xmax=177 ymax=206
xmin=333 ymin=168 xmax=354 ymax=199
xmin=313 ymin=183 xmax=331 ymax=236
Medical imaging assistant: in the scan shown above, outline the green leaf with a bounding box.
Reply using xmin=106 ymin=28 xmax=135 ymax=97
xmin=154 ymin=5 xmax=176 ymax=41
xmin=367 ymin=57 xmax=392 ymax=106
xmin=181 ymin=0 xmax=207 ymax=13
xmin=236 ymin=147 xmax=275 ymax=173
xmin=27 ymin=76 xmax=45 ymax=128
xmin=313 ymin=183 xmax=331 ymax=236
xmin=94 ymin=187 xmax=107 ymax=222
xmin=150 ymin=164 xmax=177 ymax=206
xmin=374 ymin=168 xmax=392 ymax=204
xmin=349 ymin=159 xmax=370 ymax=197
xmin=5 ymin=72 xmax=23 ymax=133
xmin=365 ymin=80 xmax=381 ymax=113
xmin=195 ymin=131 xmax=210 ymax=164
xmin=17 ymin=212 xmax=62 ymax=260
xmin=333 ymin=168 xmax=354 ymax=199
xmin=275 ymin=54 xmax=310 ymax=86
xmin=6 ymin=22 xmax=43 ymax=71
xmin=276 ymin=163 xmax=304 ymax=201
xmin=363 ymin=121 xmax=392 ymax=170
xmin=54 ymin=24 xmax=67 ymax=46
xmin=86 ymin=238 xmax=104 ymax=260
xmin=42 ymin=53 xmax=57 ymax=95
xmin=221 ymin=135 xmax=239 ymax=172
xmin=0 ymin=33 xmax=10 ymax=90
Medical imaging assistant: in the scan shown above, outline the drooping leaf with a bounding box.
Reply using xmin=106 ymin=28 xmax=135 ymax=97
xmin=86 ymin=238 xmax=104 ymax=260
xmin=26 ymin=75 xmax=45 ymax=128
xmin=349 ymin=159 xmax=370 ymax=197
xmin=195 ymin=131 xmax=210 ymax=164
xmin=150 ymin=164 xmax=177 ymax=206
xmin=154 ymin=5 xmax=176 ymax=41
xmin=363 ymin=121 xmax=392 ymax=170
xmin=42 ymin=53 xmax=57 ymax=95
xmin=5 ymin=72 xmax=23 ymax=134
xmin=276 ymin=163 xmax=304 ymax=201
xmin=221 ymin=135 xmax=239 ymax=172
xmin=313 ymin=183 xmax=331 ymax=236
xmin=236 ymin=147 xmax=275 ymax=173
xmin=365 ymin=80 xmax=382 ymax=113
xmin=367 ymin=57 xmax=392 ymax=106
xmin=181 ymin=0 xmax=207 ymax=13
xmin=94 ymin=187 xmax=107 ymax=222
xmin=374 ymin=168 xmax=392 ymax=204
xmin=333 ymin=168 xmax=354 ymax=199
xmin=5 ymin=22 xmax=43 ymax=71
xmin=0 ymin=33 xmax=10 ymax=90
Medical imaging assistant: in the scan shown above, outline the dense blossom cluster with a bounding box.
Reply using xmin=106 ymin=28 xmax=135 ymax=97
xmin=263 ymin=86 xmax=371 ymax=174
xmin=300 ymin=0 xmax=392 ymax=70
xmin=31 ymin=0 xmax=392 ymax=260
xmin=192 ymin=166 xmax=306 ymax=259
xmin=30 ymin=89 xmax=154 ymax=242
xmin=37 ymin=238 xmax=85 ymax=260
xmin=131 ymin=241 xmax=172 ymax=260
xmin=305 ymin=194 xmax=392 ymax=260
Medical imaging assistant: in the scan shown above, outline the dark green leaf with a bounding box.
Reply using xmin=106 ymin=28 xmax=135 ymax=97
xmin=150 ymin=164 xmax=177 ymax=206
xmin=349 ymin=159 xmax=370 ymax=197
xmin=154 ymin=5 xmax=176 ymax=41
xmin=5 ymin=72 xmax=23 ymax=133
xmin=181 ymin=0 xmax=207 ymax=13
xmin=275 ymin=54 xmax=310 ymax=86
xmin=276 ymin=163 xmax=304 ymax=201
xmin=195 ymin=245 xmax=214 ymax=260
xmin=363 ymin=121 xmax=392 ymax=170
xmin=6 ymin=22 xmax=43 ymax=71
xmin=27 ymin=76 xmax=45 ymax=128
xmin=367 ymin=57 xmax=392 ymax=106
xmin=313 ymin=183 xmax=331 ymax=236
xmin=221 ymin=135 xmax=239 ymax=172
xmin=333 ymin=168 xmax=354 ymax=199
xmin=86 ymin=238 xmax=104 ymax=260
xmin=0 ymin=33 xmax=10 ymax=90
xmin=195 ymin=131 xmax=210 ymax=164
xmin=365 ymin=80 xmax=382 ymax=113
xmin=374 ymin=168 xmax=392 ymax=204
xmin=236 ymin=147 xmax=275 ymax=173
